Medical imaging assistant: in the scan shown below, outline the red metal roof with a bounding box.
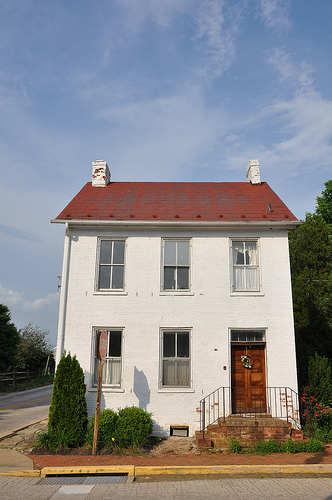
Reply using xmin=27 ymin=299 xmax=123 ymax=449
xmin=55 ymin=182 xmax=297 ymax=222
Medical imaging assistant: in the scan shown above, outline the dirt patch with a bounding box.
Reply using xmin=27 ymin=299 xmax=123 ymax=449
xmin=150 ymin=436 xmax=196 ymax=455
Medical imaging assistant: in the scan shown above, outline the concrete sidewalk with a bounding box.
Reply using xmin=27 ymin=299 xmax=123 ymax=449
xmin=0 ymin=449 xmax=34 ymax=473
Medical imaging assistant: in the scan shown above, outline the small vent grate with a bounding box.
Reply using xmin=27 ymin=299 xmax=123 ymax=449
xmin=37 ymin=474 xmax=128 ymax=485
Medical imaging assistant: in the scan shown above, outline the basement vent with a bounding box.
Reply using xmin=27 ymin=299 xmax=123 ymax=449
xmin=170 ymin=425 xmax=189 ymax=437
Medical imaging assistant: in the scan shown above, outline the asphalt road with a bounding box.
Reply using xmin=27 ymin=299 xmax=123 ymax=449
xmin=0 ymin=385 xmax=52 ymax=437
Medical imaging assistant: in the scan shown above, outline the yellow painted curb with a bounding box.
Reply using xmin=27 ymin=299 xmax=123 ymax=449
xmin=40 ymin=465 xmax=135 ymax=477
xmin=0 ymin=470 xmax=41 ymax=477
xmin=2 ymin=464 xmax=332 ymax=478
xmin=279 ymin=465 xmax=332 ymax=474
xmin=134 ymin=464 xmax=332 ymax=476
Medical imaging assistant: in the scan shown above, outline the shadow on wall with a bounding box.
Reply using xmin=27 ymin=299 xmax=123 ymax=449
xmin=133 ymin=366 xmax=150 ymax=411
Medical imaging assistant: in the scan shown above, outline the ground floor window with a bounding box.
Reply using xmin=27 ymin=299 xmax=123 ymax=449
xmin=94 ymin=329 xmax=122 ymax=386
xmin=161 ymin=330 xmax=190 ymax=387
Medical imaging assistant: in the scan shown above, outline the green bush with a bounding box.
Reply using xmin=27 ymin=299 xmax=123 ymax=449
xmin=87 ymin=405 xmax=153 ymax=451
xmin=87 ymin=409 xmax=118 ymax=447
xmin=116 ymin=406 xmax=153 ymax=448
xmin=48 ymin=353 xmax=87 ymax=446
xmin=255 ymin=439 xmax=281 ymax=455
xmin=302 ymin=392 xmax=332 ymax=439
xmin=308 ymin=353 xmax=332 ymax=406
xmin=35 ymin=429 xmax=79 ymax=451
xmin=227 ymin=438 xmax=242 ymax=454
xmin=305 ymin=439 xmax=325 ymax=453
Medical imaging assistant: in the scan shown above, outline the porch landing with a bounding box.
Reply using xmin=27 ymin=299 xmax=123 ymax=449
xmin=196 ymin=416 xmax=303 ymax=449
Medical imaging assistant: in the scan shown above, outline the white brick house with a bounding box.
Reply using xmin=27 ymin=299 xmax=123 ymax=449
xmin=52 ymin=160 xmax=300 ymax=436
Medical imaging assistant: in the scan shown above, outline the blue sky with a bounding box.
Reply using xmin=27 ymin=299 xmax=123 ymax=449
xmin=1 ymin=0 xmax=331 ymax=346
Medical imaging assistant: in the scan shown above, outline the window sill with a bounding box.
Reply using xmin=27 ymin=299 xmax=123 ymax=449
xmin=88 ymin=387 xmax=125 ymax=393
xmin=159 ymin=292 xmax=194 ymax=296
xmin=230 ymin=291 xmax=264 ymax=297
xmin=158 ymin=388 xmax=195 ymax=393
xmin=93 ymin=291 xmax=128 ymax=296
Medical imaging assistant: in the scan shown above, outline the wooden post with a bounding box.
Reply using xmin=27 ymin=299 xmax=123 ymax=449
xmin=92 ymin=330 xmax=108 ymax=455
xmin=92 ymin=359 xmax=103 ymax=455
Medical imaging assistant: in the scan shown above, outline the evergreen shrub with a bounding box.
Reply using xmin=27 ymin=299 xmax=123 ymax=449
xmin=308 ymin=353 xmax=332 ymax=406
xmin=48 ymin=353 xmax=87 ymax=446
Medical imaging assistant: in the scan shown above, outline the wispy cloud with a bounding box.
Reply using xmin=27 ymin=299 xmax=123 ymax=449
xmin=193 ymin=0 xmax=243 ymax=81
xmin=0 ymin=284 xmax=59 ymax=312
xmin=257 ymin=0 xmax=291 ymax=33
xmin=268 ymin=49 xmax=314 ymax=92
xmin=0 ymin=224 xmax=39 ymax=242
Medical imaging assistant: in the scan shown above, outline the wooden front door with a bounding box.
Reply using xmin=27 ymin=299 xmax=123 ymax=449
xmin=231 ymin=344 xmax=266 ymax=414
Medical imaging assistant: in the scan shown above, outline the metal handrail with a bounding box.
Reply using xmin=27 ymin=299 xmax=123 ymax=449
xmin=199 ymin=386 xmax=301 ymax=432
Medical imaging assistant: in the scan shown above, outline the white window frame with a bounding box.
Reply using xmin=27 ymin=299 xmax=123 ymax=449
xmin=96 ymin=238 xmax=126 ymax=292
xmin=93 ymin=328 xmax=123 ymax=388
xmin=160 ymin=329 xmax=191 ymax=388
xmin=230 ymin=238 xmax=261 ymax=293
xmin=161 ymin=239 xmax=191 ymax=292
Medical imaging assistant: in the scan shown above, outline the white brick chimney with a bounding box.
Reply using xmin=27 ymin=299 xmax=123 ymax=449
xmin=92 ymin=160 xmax=110 ymax=187
xmin=246 ymin=159 xmax=261 ymax=185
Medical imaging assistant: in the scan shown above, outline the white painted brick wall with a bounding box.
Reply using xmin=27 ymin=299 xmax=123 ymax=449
xmin=57 ymin=226 xmax=298 ymax=436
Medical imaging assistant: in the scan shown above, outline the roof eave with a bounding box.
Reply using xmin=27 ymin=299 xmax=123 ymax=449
xmin=51 ymin=219 xmax=301 ymax=230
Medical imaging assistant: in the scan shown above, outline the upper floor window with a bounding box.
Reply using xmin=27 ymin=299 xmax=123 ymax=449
xmin=94 ymin=329 xmax=122 ymax=386
xmin=161 ymin=330 xmax=190 ymax=387
xmin=162 ymin=239 xmax=190 ymax=291
xmin=231 ymin=240 xmax=259 ymax=292
xmin=97 ymin=239 xmax=125 ymax=290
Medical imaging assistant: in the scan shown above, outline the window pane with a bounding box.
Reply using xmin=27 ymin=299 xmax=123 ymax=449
xmin=102 ymin=358 xmax=121 ymax=385
xmin=177 ymin=332 xmax=189 ymax=357
xmin=111 ymin=266 xmax=124 ymax=289
xmin=245 ymin=267 xmax=258 ymax=290
xmin=163 ymin=359 xmax=176 ymax=385
xmin=254 ymin=331 xmax=265 ymax=341
xmin=177 ymin=241 xmax=189 ymax=265
xmin=113 ymin=241 xmax=125 ymax=264
xmin=164 ymin=267 xmax=175 ymax=290
xmin=100 ymin=240 xmax=112 ymax=264
xmin=99 ymin=265 xmax=111 ymax=289
xmin=239 ymin=331 xmax=246 ymax=342
xmin=177 ymin=267 xmax=189 ymax=289
xmin=164 ymin=240 xmax=176 ymax=265
xmin=245 ymin=241 xmax=257 ymax=265
xmin=231 ymin=331 xmax=238 ymax=342
xmin=177 ymin=359 xmax=190 ymax=386
xmin=164 ymin=332 xmax=175 ymax=357
xmin=109 ymin=331 xmax=122 ymax=357
xmin=233 ymin=242 xmax=244 ymax=265
xmin=233 ymin=267 xmax=244 ymax=291
xmin=247 ymin=331 xmax=255 ymax=342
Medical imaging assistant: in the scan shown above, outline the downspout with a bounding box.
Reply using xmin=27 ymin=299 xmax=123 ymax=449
xmin=56 ymin=222 xmax=71 ymax=365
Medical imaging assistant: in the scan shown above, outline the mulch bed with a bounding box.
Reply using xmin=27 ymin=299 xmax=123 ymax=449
xmin=29 ymin=444 xmax=332 ymax=470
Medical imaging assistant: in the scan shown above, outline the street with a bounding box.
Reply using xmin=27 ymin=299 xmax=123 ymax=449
xmin=0 ymin=385 xmax=52 ymax=437
xmin=0 ymin=476 xmax=332 ymax=499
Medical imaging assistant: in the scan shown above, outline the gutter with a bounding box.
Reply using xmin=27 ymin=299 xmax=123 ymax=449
xmin=51 ymin=219 xmax=302 ymax=231
xmin=56 ymin=222 xmax=70 ymax=364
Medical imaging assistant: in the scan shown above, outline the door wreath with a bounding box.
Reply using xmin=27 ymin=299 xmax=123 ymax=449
xmin=241 ymin=354 xmax=253 ymax=369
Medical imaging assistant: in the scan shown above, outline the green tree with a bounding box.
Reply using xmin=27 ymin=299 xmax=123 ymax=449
xmin=289 ymin=213 xmax=332 ymax=386
xmin=308 ymin=353 xmax=332 ymax=406
xmin=316 ymin=180 xmax=332 ymax=227
xmin=17 ymin=322 xmax=54 ymax=372
xmin=48 ymin=353 xmax=88 ymax=446
xmin=0 ymin=304 xmax=20 ymax=371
